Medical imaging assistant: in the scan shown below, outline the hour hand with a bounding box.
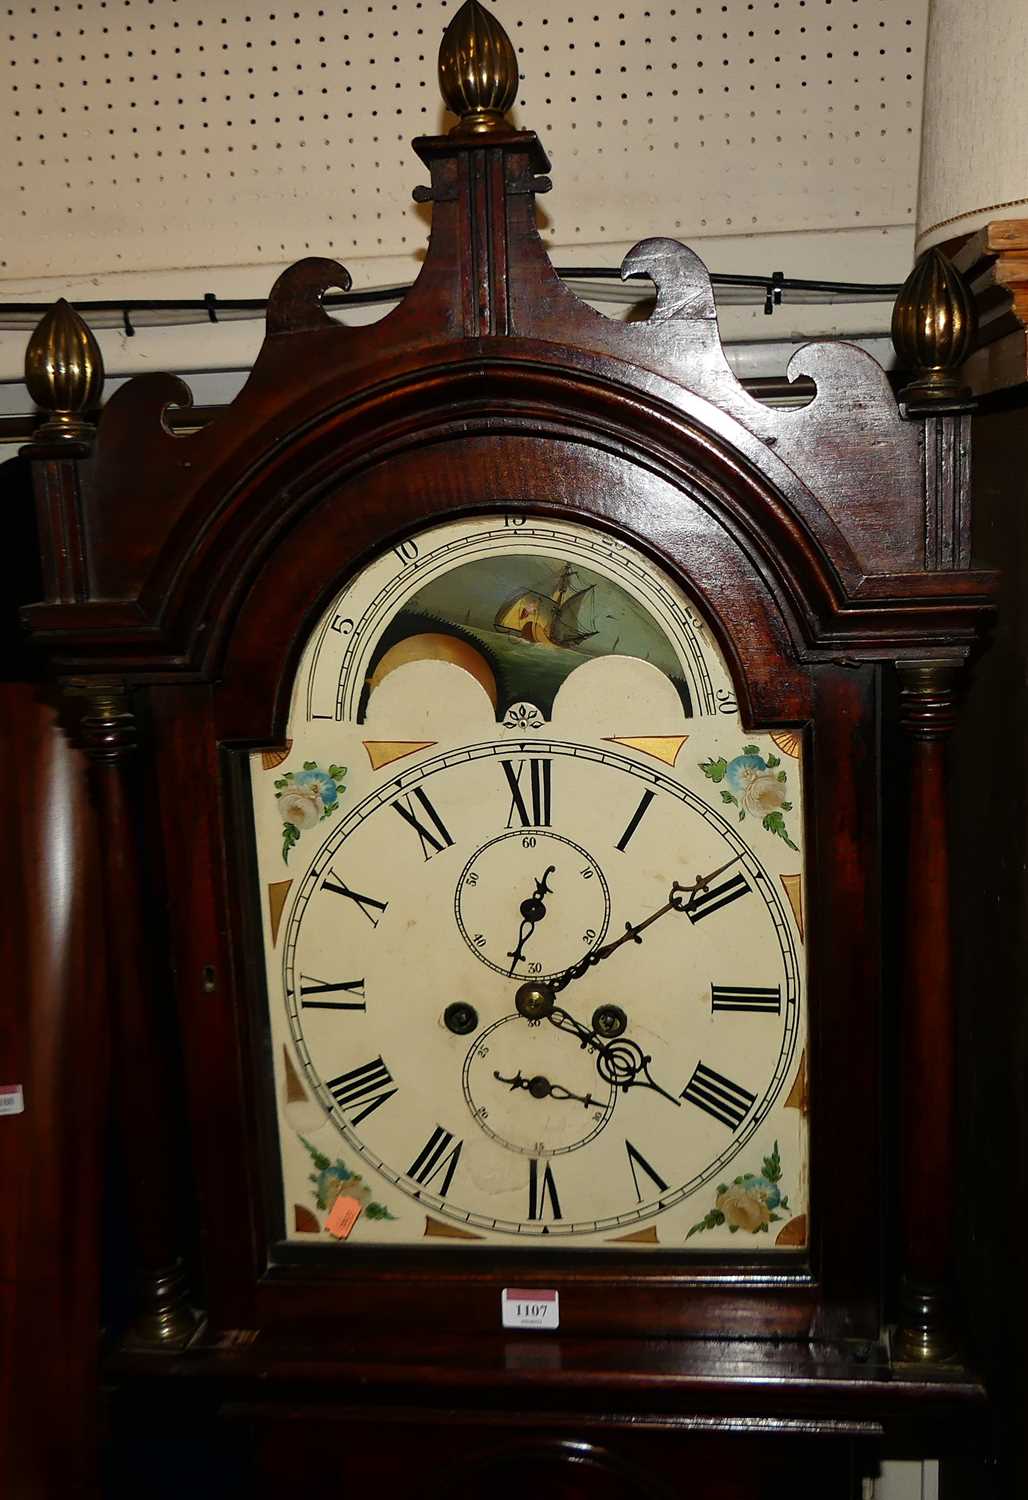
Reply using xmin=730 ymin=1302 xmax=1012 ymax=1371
xmin=545 ymin=1005 xmax=680 ymax=1107
xmin=513 ymin=984 xmax=680 ymax=1109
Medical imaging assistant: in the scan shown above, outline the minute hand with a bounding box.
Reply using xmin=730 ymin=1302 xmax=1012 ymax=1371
xmin=550 ymin=852 xmax=744 ymax=993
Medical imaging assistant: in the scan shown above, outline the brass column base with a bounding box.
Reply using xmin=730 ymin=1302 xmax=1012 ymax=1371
xmin=122 ymin=1260 xmax=202 ymax=1351
xmin=895 ymin=1277 xmax=956 ymax=1363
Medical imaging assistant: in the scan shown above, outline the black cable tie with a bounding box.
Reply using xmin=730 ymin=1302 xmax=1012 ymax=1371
xmin=762 ymin=270 xmax=786 ymax=316
xmin=122 ymin=306 xmax=135 ymax=337
xmin=204 ymin=292 xmax=218 ymax=324
xmin=764 ymin=270 xmax=785 ymax=317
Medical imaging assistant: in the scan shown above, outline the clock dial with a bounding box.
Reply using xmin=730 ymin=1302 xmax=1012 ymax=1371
xmin=254 ymin=515 xmax=808 ymax=1248
xmin=275 ymin=746 xmax=803 ymax=1240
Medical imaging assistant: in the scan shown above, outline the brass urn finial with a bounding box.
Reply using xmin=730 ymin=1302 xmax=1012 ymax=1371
xmin=891 ymin=248 xmax=976 ymax=404
xmin=24 ymin=298 xmax=104 ymax=441
xmin=439 ymin=0 xmax=518 ymax=134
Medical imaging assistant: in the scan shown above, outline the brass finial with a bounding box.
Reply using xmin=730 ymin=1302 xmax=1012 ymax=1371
xmin=891 ymin=248 xmax=976 ymax=404
xmin=439 ymin=0 xmax=518 ymax=134
xmin=24 ymin=298 xmax=104 ymax=441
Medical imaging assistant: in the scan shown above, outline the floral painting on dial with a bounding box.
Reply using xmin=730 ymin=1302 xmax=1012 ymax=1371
xmin=274 ymin=761 xmax=347 ymax=862
xmin=301 ymin=1136 xmax=396 ymax=1223
xmin=687 ymin=1141 xmax=791 ymax=1238
xmin=699 ymin=744 xmax=799 ymax=851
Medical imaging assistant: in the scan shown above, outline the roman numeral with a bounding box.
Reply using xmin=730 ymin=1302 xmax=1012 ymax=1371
xmin=625 ymin=1140 xmax=668 ymax=1202
xmin=298 ymin=975 xmax=366 ymax=1011
xmin=528 ymin=1157 xmax=562 ymax=1221
xmin=685 ymin=871 xmax=750 ymax=923
xmin=616 ymin=789 xmax=655 ymax=852
xmin=322 ymin=871 xmax=388 ymax=927
xmin=407 ymin=1125 xmax=463 ymax=1197
xmin=502 ymin=759 xmax=551 ymax=828
xmin=392 ymin=787 xmax=454 ymax=861
xmin=711 ymin=984 xmax=781 ymax=1015
xmin=326 ymin=1056 xmax=397 ymax=1125
xmin=680 ymin=1061 xmax=756 ymax=1130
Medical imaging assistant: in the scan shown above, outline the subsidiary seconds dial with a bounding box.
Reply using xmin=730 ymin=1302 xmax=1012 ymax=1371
xmin=283 ymin=741 xmax=801 ymax=1238
xmin=455 ymin=829 xmax=610 ymax=979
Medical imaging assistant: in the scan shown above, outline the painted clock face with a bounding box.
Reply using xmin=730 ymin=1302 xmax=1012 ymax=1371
xmin=252 ymin=515 xmax=809 ymax=1250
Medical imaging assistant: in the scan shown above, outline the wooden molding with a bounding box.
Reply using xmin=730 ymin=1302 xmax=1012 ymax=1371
xmin=949 ymin=219 xmax=1028 ymax=394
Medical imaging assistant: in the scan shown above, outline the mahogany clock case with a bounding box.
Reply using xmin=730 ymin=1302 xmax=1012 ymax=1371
xmin=23 ymin=244 xmax=989 ymax=1352
xmin=130 ymin=412 xmax=872 ymax=1345
xmin=13 ymin=12 xmax=998 ymax=1480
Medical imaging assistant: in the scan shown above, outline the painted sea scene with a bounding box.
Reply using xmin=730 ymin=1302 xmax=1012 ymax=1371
xmin=360 ymin=553 xmax=692 ymax=720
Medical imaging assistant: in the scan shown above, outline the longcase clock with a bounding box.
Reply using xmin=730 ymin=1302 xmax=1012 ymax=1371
xmin=18 ymin=3 xmax=995 ymax=1495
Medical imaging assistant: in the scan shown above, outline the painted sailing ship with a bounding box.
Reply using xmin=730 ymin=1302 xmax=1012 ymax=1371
xmin=493 ymin=563 xmax=598 ymax=649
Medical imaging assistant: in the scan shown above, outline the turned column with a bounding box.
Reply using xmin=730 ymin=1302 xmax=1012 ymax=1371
xmin=894 ymin=660 xmax=961 ymax=1360
xmin=891 ymin=248 xmax=977 ymax=1360
xmin=23 ymin=301 xmax=199 ymax=1348
xmin=69 ymin=680 xmax=200 ymax=1347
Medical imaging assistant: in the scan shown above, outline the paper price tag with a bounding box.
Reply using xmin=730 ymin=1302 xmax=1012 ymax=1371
xmin=501 ymin=1288 xmax=559 ymax=1330
xmin=0 ymin=1084 xmax=24 ymax=1117
xmin=324 ymin=1195 xmax=362 ymax=1240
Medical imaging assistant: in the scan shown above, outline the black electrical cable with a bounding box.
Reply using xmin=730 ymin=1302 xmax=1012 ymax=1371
xmin=0 ymin=268 xmax=903 ymax=331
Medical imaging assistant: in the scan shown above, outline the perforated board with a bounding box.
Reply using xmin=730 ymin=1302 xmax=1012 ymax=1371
xmin=2 ymin=0 xmax=926 ymax=284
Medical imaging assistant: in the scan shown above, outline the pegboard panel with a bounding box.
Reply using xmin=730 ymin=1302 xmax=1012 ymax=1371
xmin=0 ymin=0 xmax=927 ymax=283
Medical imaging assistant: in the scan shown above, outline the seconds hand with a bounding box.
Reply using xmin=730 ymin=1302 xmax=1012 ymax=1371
xmin=507 ymin=865 xmax=556 ymax=975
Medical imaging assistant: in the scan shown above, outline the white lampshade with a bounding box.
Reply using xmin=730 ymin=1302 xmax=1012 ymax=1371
xmin=916 ymin=0 xmax=1028 ymax=254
